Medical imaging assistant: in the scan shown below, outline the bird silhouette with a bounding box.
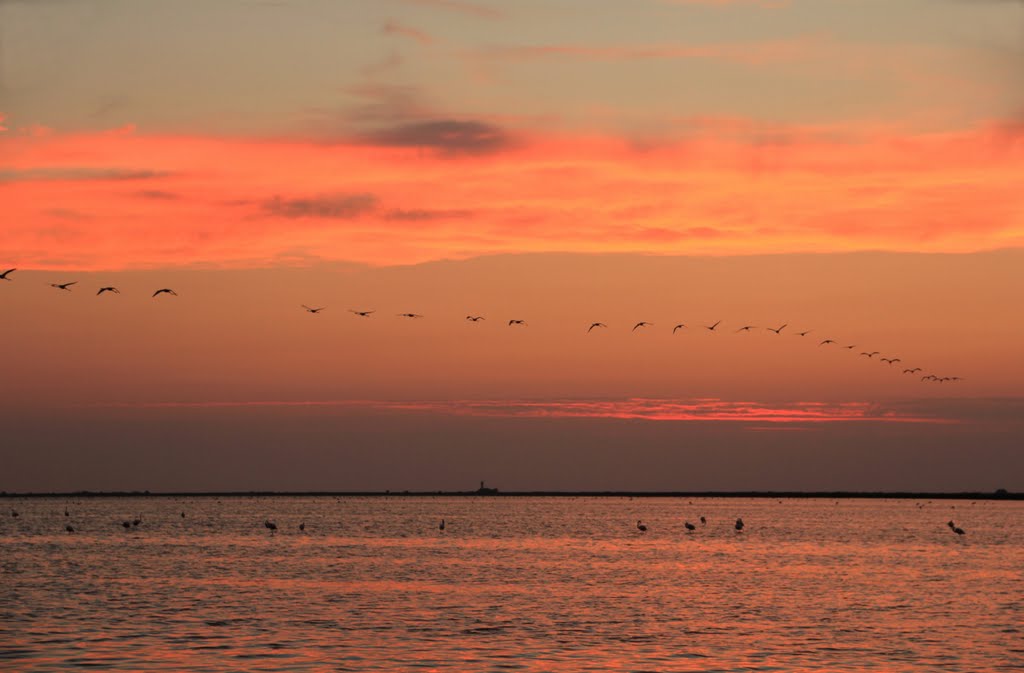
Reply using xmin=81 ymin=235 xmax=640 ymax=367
xmin=947 ymin=521 xmax=965 ymax=536
xmin=301 ymin=305 xmax=325 ymax=314
xmin=465 ymin=315 xmax=485 ymax=322
xmin=11 ymin=510 xmax=18 ymax=518
xmin=796 ymin=330 xmax=812 ymax=337
xmin=684 ymin=522 xmax=696 ymax=532
xmin=705 ymin=320 xmax=722 ymax=332
xmin=843 ymin=344 xmax=856 ymax=350
xmin=588 ymin=322 xmax=607 ymax=333
xmin=349 ymin=310 xmax=374 ymax=317
xmin=398 ymin=313 xmax=423 ymax=318
xmin=64 ymin=507 xmax=69 ymax=517
xmin=439 ymin=519 xmax=446 ymax=531
xmin=632 ymin=322 xmax=653 ymax=331
xmin=819 ymin=339 xmax=835 ymax=346
xmin=880 ymin=357 xmax=901 ymax=365
xmin=672 ymin=323 xmax=687 ymax=334
xmin=152 ymin=288 xmax=177 ymax=298
xmin=122 ymin=520 xmax=131 ymax=529
xmin=767 ymin=324 xmax=787 ymax=334
xmin=861 ymin=351 xmax=880 ymax=358
xmin=636 ymin=520 xmax=648 ymax=533
xmin=97 ymin=287 xmax=120 ymax=295
xmin=0 ymin=268 xmax=15 ymax=281
xmin=508 ymin=319 xmax=527 ymax=326
xmin=699 ymin=516 xmax=707 ymax=526
xmin=264 ymin=519 xmax=277 ymax=534
xmin=299 ymin=522 xmax=305 ymax=532
xmin=903 ymin=368 xmax=922 ymax=374
xmin=736 ymin=325 xmax=756 ymax=333
xmin=735 ymin=518 xmax=745 ymax=531
xmin=51 ymin=281 xmax=77 ymax=291
xmin=65 ymin=525 xmax=74 ymax=534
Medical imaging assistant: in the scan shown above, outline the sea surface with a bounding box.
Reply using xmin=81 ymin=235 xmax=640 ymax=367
xmin=1 ymin=496 xmax=1021 ymax=672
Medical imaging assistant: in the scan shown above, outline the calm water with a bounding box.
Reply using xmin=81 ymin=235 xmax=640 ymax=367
xmin=1 ymin=497 xmax=1021 ymax=672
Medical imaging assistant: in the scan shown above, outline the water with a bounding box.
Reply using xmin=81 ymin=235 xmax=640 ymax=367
xmin=1 ymin=497 xmax=1021 ymax=672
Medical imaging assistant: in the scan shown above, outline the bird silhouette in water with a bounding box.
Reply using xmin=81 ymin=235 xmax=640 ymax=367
xmin=264 ymin=520 xmax=277 ymax=534
xmin=11 ymin=509 xmax=18 ymax=518
xmin=796 ymin=330 xmax=812 ymax=337
xmin=767 ymin=324 xmax=787 ymax=334
xmin=349 ymin=310 xmax=374 ymax=317
xmin=132 ymin=514 xmax=141 ymax=527
xmin=299 ymin=522 xmax=305 ymax=532
xmin=819 ymin=339 xmax=835 ymax=346
xmin=903 ymin=368 xmax=922 ymax=374
xmin=64 ymin=507 xmax=69 ymax=517
xmin=700 ymin=516 xmax=707 ymax=526
xmin=97 ymin=287 xmax=120 ymax=295
xmin=947 ymin=520 xmax=966 ymax=536
xmin=705 ymin=320 xmax=722 ymax=332
xmin=466 ymin=315 xmax=485 ymax=322
xmin=398 ymin=313 xmax=423 ymax=319
xmin=152 ymin=288 xmax=177 ymax=298
xmin=180 ymin=511 xmax=186 ymax=518
xmin=51 ymin=281 xmax=77 ymax=291
xmin=735 ymin=518 xmax=745 ymax=531
xmin=736 ymin=325 xmax=756 ymax=333
xmin=684 ymin=522 xmax=696 ymax=532
xmin=508 ymin=319 xmax=527 ymax=326
xmin=861 ymin=351 xmax=880 ymax=358
xmin=65 ymin=525 xmax=74 ymax=534
xmin=588 ymin=322 xmax=607 ymax=333
xmin=636 ymin=520 xmax=648 ymax=533
xmin=301 ymin=305 xmax=325 ymax=314
xmin=0 ymin=268 xmax=15 ymax=281
xmin=633 ymin=322 xmax=653 ymax=331
xmin=122 ymin=520 xmax=131 ymax=529
xmin=672 ymin=323 xmax=687 ymax=334
xmin=439 ymin=519 xmax=446 ymax=531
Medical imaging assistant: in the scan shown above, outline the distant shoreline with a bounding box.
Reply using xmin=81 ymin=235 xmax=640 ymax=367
xmin=0 ymin=490 xmax=1018 ymax=500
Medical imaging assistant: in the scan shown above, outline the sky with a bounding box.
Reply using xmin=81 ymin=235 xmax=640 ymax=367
xmin=1 ymin=0 xmax=1023 ymax=492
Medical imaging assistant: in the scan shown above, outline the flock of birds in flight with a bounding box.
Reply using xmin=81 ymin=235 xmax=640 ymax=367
xmin=1 ymin=267 xmax=964 ymax=384
xmin=5 ymin=506 xmax=970 ymax=538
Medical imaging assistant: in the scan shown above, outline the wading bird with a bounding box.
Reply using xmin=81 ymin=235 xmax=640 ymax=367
xmin=349 ymin=310 xmax=374 ymax=317
xmin=508 ymin=319 xmax=527 ymax=327
xmin=700 ymin=516 xmax=706 ymax=526
xmin=301 ymin=305 xmax=325 ymax=314
xmin=633 ymin=322 xmax=653 ymax=331
xmin=299 ymin=522 xmax=305 ymax=532
xmin=588 ymin=322 xmax=607 ymax=333
xmin=684 ymin=522 xmax=696 ymax=532
xmin=97 ymin=287 xmax=120 ymax=295
xmin=152 ymin=288 xmax=177 ymax=298
xmin=264 ymin=520 xmax=277 ymax=534
xmin=51 ymin=281 xmax=77 ymax=291
xmin=672 ymin=324 xmax=687 ymax=334
xmin=65 ymin=525 xmax=74 ymax=533
xmin=947 ymin=521 xmax=966 ymax=536
xmin=767 ymin=324 xmax=787 ymax=334
xmin=735 ymin=518 xmax=745 ymax=531
xmin=636 ymin=520 xmax=648 ymax=533
xmin=0 ymin=268 xmax=15 ymax=281
xmin=439 ymin=519 xmax=446 ymax=531
xmin=122 ymin=520 xmax=131 ymax=529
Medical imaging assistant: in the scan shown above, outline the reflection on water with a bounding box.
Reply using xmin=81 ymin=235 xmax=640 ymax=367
xmin=1 ymin=497 xmax=1021 ymax=672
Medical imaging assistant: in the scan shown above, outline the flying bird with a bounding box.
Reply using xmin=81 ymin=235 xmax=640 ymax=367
xmin=819 ymin=339 xmax=835 ymax=346
xmin=636 ymin=520 xmax=648 ymax=533
xmin=588 ymin=322 xmax=607 ymax=333
xmin=349 ymin=310 xmax=374 ymax=317
xmin=301 ymin=305 xmax=325 ymax=314
xmin=672 ymin=323 xmax=687 ymax=334
xmin=0 ymin=268 xmax=16 ymax=281
xmin=903 ymin=368 xmax=922 ymax=374
xmin=152 ymin=288 xmax=177 ymax=298
xmin=736 ymin=325 xmax=756 ymax=333
xmin=705 ymin=320 xmax=722 ymax=332
xmin=51 ymin=281 xmax=77 ymax=291
xmin=767 ymin=324 xmax=787 ymax=334
xmin=843 ymin=344 xmax=856 ymax=350
xmin=861 ymin=351 xmax=880 ymax=358
xmin=97 ymin=287 xmax=120 ymax=295
xmin=508 ymin=319 xmax=527 ymax=326
xmin=796 ymin=330 xmax=812 ymax=337
xmin=397 ymin=313 xmax=423 ymax=319
xmin=633 ymin=322 xmax=653 ymax=331
xmin=880 ymin=358 xmax=902 ymax=365
xmin=465 ymin=315 xmax=485 ymax=322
